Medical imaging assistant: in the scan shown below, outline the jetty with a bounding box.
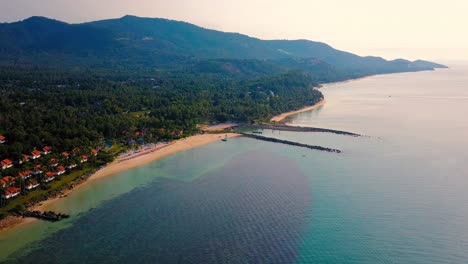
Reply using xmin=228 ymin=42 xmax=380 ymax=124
xmin=239 ymin=124 xmax=361 ymax=137
xmin=20 ymin=210 xmax=70 ymax=222
xmin=241 ymin=133 xmax=342 ymax=153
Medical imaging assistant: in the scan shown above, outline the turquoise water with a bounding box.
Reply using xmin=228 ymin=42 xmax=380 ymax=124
xmin=2 ymin=66 xmax=468 ymax=263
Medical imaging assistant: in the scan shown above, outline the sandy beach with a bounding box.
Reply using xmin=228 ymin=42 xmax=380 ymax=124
xmin=0 ymin=131 xmax=240 ymax=233
xmin=271 ymin=99 xmax=326 ymax=123
xmin=0 ymin=100 xmax=327 ymax=233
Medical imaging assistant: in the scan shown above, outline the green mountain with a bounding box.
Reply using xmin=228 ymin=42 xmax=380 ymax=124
xmin=0 ymin=15 xmax=446 ymax=78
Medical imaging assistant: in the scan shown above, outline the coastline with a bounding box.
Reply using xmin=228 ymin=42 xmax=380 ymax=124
xmin=0 ymin=69 xmax=443 ymax=235
xmin=0 ymin=132 xmax=240 ymax=233
xmin=0 ymin=71 xmax=414 ymax=234
xmin=271 ymin=99 xmax=326 ymax=123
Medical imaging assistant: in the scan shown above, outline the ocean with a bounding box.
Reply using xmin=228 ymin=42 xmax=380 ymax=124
xmin=1 ymin=65 xmax=468 ymax=263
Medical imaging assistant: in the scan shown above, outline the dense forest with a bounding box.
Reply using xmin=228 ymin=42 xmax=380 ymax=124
xmin=0 ymin=15 xmax=446 ymax=212
xmin=0 ymin=67 xmax=323 ymax=162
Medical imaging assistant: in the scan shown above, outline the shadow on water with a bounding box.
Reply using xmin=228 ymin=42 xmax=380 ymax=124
xmin=7 ymin=150 xmax=312 ymax=264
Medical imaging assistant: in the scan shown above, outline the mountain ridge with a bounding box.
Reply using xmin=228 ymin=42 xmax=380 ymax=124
xmin=0 ymin=15 xmax=447 ymax=77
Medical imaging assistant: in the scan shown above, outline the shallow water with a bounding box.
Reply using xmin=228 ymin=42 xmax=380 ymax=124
xmin=2 ymin=66 xmax=468 ymax=263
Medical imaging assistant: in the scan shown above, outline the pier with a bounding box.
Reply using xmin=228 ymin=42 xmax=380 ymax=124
xmin=239 ymin=124 xmax=361 ymax=137
xmin=241 ymin=133 xmax=342 ymax=153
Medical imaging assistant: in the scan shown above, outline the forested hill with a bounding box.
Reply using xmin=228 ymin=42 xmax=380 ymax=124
xmin=0 ymin=15 xmax=446 ymax=77
xmin=0 ymin=15 xmax=448 ymax=161
xmin=0 ymin=16 xmax=448 ymax=214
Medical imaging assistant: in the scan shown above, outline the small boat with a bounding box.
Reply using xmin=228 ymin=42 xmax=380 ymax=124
xmin=221 ymin=134 xmax=228 ymax=142
xmin=252 ymin=131 xmax=263 ymax=134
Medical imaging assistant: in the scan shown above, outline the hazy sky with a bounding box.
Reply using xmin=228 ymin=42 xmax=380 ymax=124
xmin=0 ymin=0 xmax=466 ymax=61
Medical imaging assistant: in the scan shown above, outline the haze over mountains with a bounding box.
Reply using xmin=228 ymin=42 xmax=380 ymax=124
xmin=0 ymin=15 xmax=446 ymax=81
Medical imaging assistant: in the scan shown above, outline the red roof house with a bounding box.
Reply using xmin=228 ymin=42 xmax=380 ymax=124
xmin=1 ymin=159 xmax=13 ymax=170
xmin=42 ymin=146 xmax=52 ymax=155
xmin=56 ymin=165 xmax=66 ymax=175
xmin=0 ymin=135 xmax=5 ymax=143
xmin=80 ymin=155 xmax=88 ymax=163
xmin=18 ymin=170 xmax=33 ymax=179
xmin=32 ymin=164 xmax=43 ymax=175
xmin=26 ymin=180 xmax=40 ymax=190
xmin=1 ymin=176 xmax=15 ymax=187
xmin=2 ymin=187 xmax=21 ymax=199
xmin=31 ymin=150 xmax=42 ymax=160
xmin=50 ymin=158 xmax=58 ymax=167
xmin=43 ymin=172 xmax=55 ymax=183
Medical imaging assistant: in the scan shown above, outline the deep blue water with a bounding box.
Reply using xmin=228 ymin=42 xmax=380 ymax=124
xmin=2 ymin=66 xmax=468 ymax=263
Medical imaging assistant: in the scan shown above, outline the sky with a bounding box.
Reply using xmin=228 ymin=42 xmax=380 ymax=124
xmin=0 ymin=0 xmax=466 ymax=62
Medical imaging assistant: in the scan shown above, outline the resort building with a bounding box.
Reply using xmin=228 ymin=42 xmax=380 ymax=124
xmin=0 ymin=176 xmax=16 ymax=187
xmin=56 ymin=166 xmax=66 ymax=175
xmin=42 ymin=146 xmax=52 ymax=155
xmin=1 ymin=159 xmax=13 ymax=170
xmin=32 ymin=164 xmax=43 ymax=175
xmin=43 ymin=172 xmax=55 ymax=183
xmin=67 ymin=163 xmax=77 ymax=170
xmin=30 ymin=150 xmax=42 ymax=160
xmin=62 ymin=152 xmax=70 ymax=158
xmin=91 ymin=149 xmax=98 ymax=156
xmin=18 ymin=170 xmax=33 ymax=180
xmin=17 ymin=155 xmax=30 ymax=165
xmin=0 ymin=135 xmax=5 ymax=144
xmin=50 ymin=158 xmax=58 ymax=167
xmin=80 ymin=155 xmax=88 ymax=163
xmin=2 ymin=187 xmax=21 ymax=199
xmin=26 ymin=180 xmax=40 ymax=190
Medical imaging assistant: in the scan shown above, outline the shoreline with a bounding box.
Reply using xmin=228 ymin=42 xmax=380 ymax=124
xmin=268 ymin=69 xmax=441 ymax=124
xmin=0 ymin=132 xmax=240 ymax=233
xmin=0 ymin=69 xmax=443 ymax=234
xmin=271 ymin=99 xmax=326 ymax=123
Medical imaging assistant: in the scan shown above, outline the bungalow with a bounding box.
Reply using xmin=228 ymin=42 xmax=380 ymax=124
xmin=30 ymin=150 xmax=42 ymax=160
xmin=62 ymin=152 xmax=70 ymax=158
xmin=2 ymin=187 xmax=21 ymax=199
xmin=18 ymin=170 xmax=33 ymax=180
xmin=66 ymin=163 xmax=77 ymax=170
xmin=91 ymin=149 xmax=98 ymax=156
xmin=50 ymin=158 xmax=58 ymax=167
xmin=1 ymin=159 xmax=13 ymax=170
xmin=32 ymin=164 xmax=43 ymax=175
xmin=43 ymin=172 xmax=55 ymax=183
xmin=80 ymin=155 xmax=88 ymax=163
xmin=17 ymin=154 xmax=30 ymax=165
xmin=26 ymin=180 xmax=40 ymax=190
xmin=72 ymin=148 xmax=80 ymax=154
xmin=1 ymin=176 xmax=16 ymax=187
xmin=56 ymin=165 xmax=66 ymax=175
xmin=42 ymin=146 xmax=52 ymax=155
xmin=0 ymin=135 xmax=5 ymax=144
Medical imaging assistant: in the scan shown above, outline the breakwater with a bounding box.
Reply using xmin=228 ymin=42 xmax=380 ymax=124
xmin=239 ymin=124 xmax=361 ymax=137
xmin=20 ymin=211 xmax=70 ymax=222
xmin=241 ymin=133 xmax=342 ymax=153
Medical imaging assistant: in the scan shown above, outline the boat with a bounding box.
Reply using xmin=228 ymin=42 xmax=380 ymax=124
xmin=221 ymin=134 xmax=228 ymax=142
